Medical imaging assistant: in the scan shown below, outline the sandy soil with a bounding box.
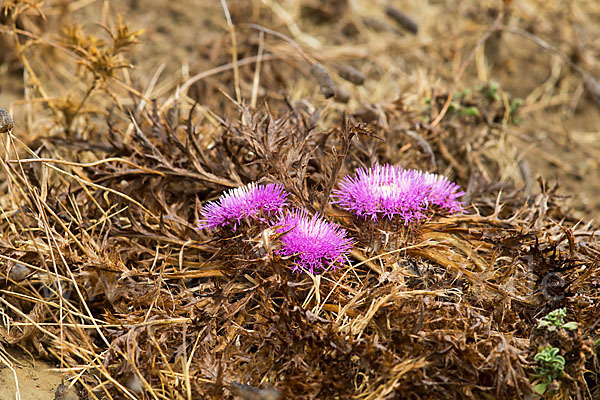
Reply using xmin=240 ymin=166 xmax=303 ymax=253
xmin=0 ymin=351 xmax=62 ymax=400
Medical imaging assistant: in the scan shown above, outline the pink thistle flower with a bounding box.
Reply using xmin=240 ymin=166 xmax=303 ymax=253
xmin=273 ymin=209 xmax=354 ymax=274
xmin=420 ymin=171 xmax=465 ymax=213
xmin=199 ymin=183 xmax=288 ymax=230
xmin=331 ymin=164 xmax=464 ymax=224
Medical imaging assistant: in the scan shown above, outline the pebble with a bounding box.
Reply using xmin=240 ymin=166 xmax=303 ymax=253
xmin=0 ymin=108 xmax=14 ymax=133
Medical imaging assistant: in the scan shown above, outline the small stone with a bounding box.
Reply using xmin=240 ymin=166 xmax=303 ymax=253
xmin=8 ymin=263 xmax=32 ymax=281
xmin=0 ymin=108 xmax=14 ymax=133
xmin=230 ymin=381 xmax=281 ymax=400
xmin=334 ymin=86 xmax=350 ymax=103
xmin=54 ymin=383 xmax=80 ymax=400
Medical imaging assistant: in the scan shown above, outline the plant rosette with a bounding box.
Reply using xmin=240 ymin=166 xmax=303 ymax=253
xmin=531 ymin=346 xmax=566 ymax=395
xmin=529 ymin=309 xmax=588 ymax=397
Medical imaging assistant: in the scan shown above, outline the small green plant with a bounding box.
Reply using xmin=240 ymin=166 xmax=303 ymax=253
xmin=537 ymin=308 xmax=578 ymax=332
xmin=483 ymin=80 xmax=501 ymax=101
xmin=509 ymin=98 xmax=523 ymax=114
xmin=532 ymin=346 xmax=566 ymax=395
xmin=459 ymin=106 xmax=480 ymax=117
xmin=453 ymin=88 xmax=472 ymax=100
xmin=509 ymin=98 xmax=523 ymax=124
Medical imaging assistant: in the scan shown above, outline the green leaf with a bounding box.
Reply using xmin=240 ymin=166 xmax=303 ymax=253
xmin=562 ymin=322 xmax=578 ymax=330
xmin=448 ymin=102 xmax=459 ymax=112
xmin=536 ymin=320 xmax=549 ymax=329
xmin=460 ymin=106 xmax=479 ymax=117
xmin=534 ymin=383 xmax=547 ymax=395
xmin=485 ymin=81 xmax=501 ymax=101
xmin=509 ymin=98 xmax=523 ymax=113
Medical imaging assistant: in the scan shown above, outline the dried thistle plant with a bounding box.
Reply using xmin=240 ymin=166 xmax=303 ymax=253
xmin=61 ymin=15 xmax=141 ymax=82
xmin=5 ymin=2 xmax=141 ymax=136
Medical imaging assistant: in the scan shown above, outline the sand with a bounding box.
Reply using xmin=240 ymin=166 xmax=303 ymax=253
xmin=0 ymin=351 xmax=63 ymax=400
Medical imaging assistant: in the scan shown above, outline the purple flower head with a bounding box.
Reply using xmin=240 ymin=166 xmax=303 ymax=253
xmin=331 ymin=164 xmax=464 ymax=224
xmin=199 ymin=183 xmax=288 ymax=230
xmin=273 ymin=209 xmax=354 ymax=274
xmin=419 ymin=171 xmax=465 ymax=213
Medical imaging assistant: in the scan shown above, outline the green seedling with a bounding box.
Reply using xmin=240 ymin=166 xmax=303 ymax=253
xmin=459 ymin=106 xmax=479 ymax=117
xmin=509 ymin=98 xmax=523 ymax=114
xmin=509 ymin=98 xmax=523 ymax=124
xmin=537 ymin=308 xmax=578 ymax=332
xmin=532 ymin=346 xmax=566 ymax=395
xmin=484 ymin=80 xmax=501 ymax=101
xmin=447 ymin=101 xmax=459 ymax=113
xmin=453 ymin=88 xmax=472 ymax=100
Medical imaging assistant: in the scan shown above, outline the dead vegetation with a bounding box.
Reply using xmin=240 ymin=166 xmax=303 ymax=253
xmin=0 ymin=0 xmax=599 ymax=399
